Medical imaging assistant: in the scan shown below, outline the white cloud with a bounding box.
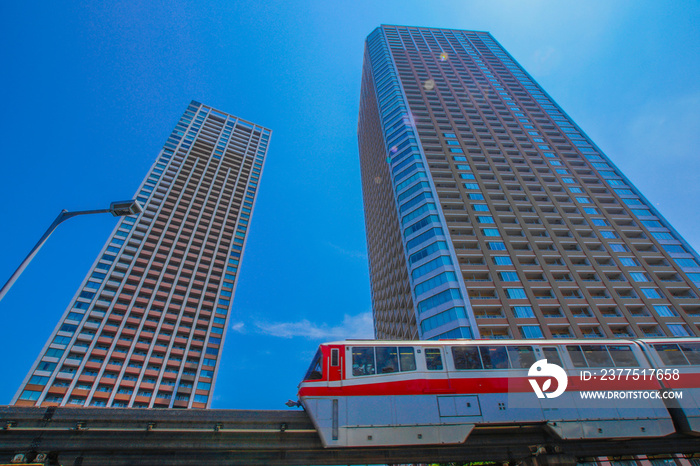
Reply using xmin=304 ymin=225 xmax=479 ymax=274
xmin=325 ymin=241 xmax=367 ymax=261
xmin=530 ymin=46 xmax=561 ymax=77
xmin=254 ymin=312 xmax=374 ymax=340
xmin=230 ymin=321 xmax=246 ymax=333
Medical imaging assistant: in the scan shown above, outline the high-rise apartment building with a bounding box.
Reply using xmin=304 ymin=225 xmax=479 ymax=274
xmin=358 ymin=25 xmax=700 ymax=341
xmin=13 ymin=101 xmax=270 ymax=408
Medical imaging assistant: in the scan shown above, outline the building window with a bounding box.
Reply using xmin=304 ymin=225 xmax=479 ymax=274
xmin=28 ymin=375 xmax=49 ymax=385
xmin=619 ymin=257 xmax=638 ymax=267
xmin=521 ymin=325 xmax=544 ymax=339
xmin=37 ymin=362 xmax=57 ymax=372
xmin=499 ymin=272 xmax=519 ymax=282
xmin=20 ymin=390 xmax=42 ymax=401
xmin=630 ymin=272 xmax=649 ymax=282
xmin=581 ymin=326 xmax=604 ymax=338
xmin=494 ymin=256 xmax=513 ymax=266
xmin=641 ymin=288 xmax=662 ymax=299
xmin=197 ymin=382 xmax=212 ymax=391
xmin=667 ymin=324 xmax=690 ymax=337
xmin=654 ymin=305 xmax=676 ymax=317
xmin=676 ymin=259 xmax=699 ymax=268
xmin=513 ymin=306 xmax=534 ymax=318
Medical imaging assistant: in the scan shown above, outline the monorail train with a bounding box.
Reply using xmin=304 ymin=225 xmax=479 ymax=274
xmin=297 ymin=338 xmax=700 ymax=447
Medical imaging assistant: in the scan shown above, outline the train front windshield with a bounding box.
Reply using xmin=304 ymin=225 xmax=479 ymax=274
xmin=304 ymin=349 xmax=323 ymax=380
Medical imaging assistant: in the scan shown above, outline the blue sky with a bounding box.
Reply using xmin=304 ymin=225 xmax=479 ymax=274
xmin=1 ymin=1 xmax=698 ymax=409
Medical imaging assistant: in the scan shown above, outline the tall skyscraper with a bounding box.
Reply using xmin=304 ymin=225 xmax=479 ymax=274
xmin=13 ymin=101 xmax=270 ymax=408
xmin=358 ymin=25 xmax=700 ymax=341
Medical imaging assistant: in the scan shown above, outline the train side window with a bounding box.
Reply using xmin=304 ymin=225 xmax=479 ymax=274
xmin=542 ymin=346 xmax=563 ymax=367
xmin=425 ymin=348 xmax=443 ymax=370
xmin=680 ymin=343 xmax=700 ymax=365
xmin=480 ymin=346 xmax=509 ymax=369
xmin=304 ymin=350 xmax=323 ymax=380
xmin=452 ymin=346 xmax=482 ymax=370
xmin=607 ymin=345 xmax=639 ymax=367
xmin=399 ymin=347 xmax=417 ymax=371
xmin=331 ymin=348 xmax=339 ymax=367
xmin=376 ymin=347 xmax=399 ymax=374
xmin=654 ymin=344 xmax=690 ymax=366
xmin=507 ymin=346 xmax=536 ymax=368
xmin=582 ymin=345 xmax=613 ymax=367
xmin=352 ymin=347 xmax=376 ymax=376
xmin=566 ymin=346 xmax=587 ymax=367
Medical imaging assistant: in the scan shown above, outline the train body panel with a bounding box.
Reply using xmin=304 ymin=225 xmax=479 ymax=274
xmin=299 ymin=339 xmax=697 ymax=447
xmin=303 ymin=394 xmax=474 ymax=447
xmin=636 ymin=338 xmax=700 ymax=435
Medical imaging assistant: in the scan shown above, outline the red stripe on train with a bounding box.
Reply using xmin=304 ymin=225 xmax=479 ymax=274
xmin=299 ymin=375 xmax=672 ymax=397
xmin=660 ymin=372 xmax=700 ymax=389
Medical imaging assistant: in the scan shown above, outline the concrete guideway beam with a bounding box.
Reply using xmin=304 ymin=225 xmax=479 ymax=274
xmin=1 ymin=406 xmax=699 ymax=465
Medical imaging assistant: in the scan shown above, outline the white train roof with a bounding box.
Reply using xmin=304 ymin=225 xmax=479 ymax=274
xmin=320 ymin=338 xmax=700 ymax=347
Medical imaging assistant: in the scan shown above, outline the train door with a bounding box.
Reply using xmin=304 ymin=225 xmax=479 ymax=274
xmin=326 ymin=345 xmax=344 ymax=385
xmin=422 ymin=346 xmax=452 ymax=393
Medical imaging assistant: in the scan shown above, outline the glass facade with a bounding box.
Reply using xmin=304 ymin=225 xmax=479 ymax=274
xmin=358 ymin=26 xmax=700 ymax=341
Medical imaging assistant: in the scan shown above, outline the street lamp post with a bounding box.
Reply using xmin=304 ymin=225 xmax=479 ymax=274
xmin=0 ymin=200 xmax=142 ymax=303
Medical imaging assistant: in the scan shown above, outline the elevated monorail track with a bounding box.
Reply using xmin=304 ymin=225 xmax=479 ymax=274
xmin=1 ymin=406 xmax=699 ymax=465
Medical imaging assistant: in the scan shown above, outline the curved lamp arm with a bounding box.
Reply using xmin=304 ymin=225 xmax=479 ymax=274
xmin=0 ymin=200 xmax=141 ymax=303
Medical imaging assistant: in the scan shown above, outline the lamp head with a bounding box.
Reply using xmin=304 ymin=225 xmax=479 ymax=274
xmin=109 ymin=200 xmax=143 ymax=217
